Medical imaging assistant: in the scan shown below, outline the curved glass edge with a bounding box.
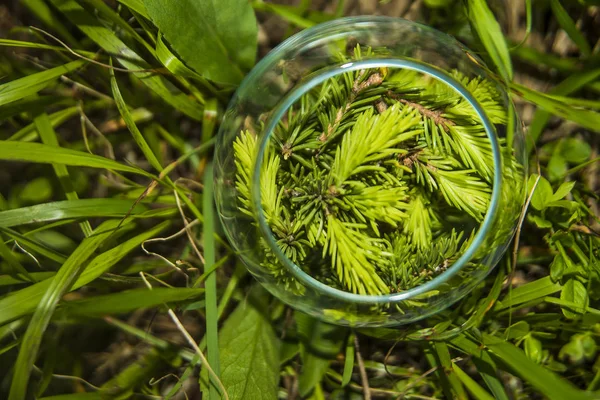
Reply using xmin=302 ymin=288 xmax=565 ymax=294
xmin=251 ymin=58 xmax=503 ymax=304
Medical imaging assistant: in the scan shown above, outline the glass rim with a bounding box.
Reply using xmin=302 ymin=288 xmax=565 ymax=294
xmin=247 ymin=18 xmax=503 ymax=305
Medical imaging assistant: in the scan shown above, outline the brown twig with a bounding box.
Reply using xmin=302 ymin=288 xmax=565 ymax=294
xmin=388 ymin=91 xmax=455 ymax=131
xmin=354 ymin=335 xmax=372 ymax=400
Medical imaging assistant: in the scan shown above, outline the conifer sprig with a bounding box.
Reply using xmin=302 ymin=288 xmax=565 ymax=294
xmin=233 ymin=47 xmax=513 ymax=296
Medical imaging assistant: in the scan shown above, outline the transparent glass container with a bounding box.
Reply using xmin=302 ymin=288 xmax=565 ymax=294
xmin=214 ymin=16 xmax=527 ymax=327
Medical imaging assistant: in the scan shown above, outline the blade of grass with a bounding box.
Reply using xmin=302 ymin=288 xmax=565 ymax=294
xmin=341 ymin=333 xmax=355 ymax=387
xmin=0 ymin=199 xmax=148 ymax=228
xmin=509 ymin=42 xmax=581 ymax=73
xmin=20 ymin=0 xmax=80 ymax=45
xmin=8 ymin=220 xmax=123 ymax=399
xmin=35 ymin=113 xmax=93 ymax=236
xmin=511 ymin=82 xmax=600 ymax=133
xmin=452 ymin=363 xmax=495 ymax=400
xmin=57 ymin=287 xmax=203 ymax=317
xmin=483 ymin=333 xmax=596 ymax=400
xmin=9 ymin=103 xmax=101 ymax=142
xmin=79 ymin=0 xmax=155 ymax=55
xmin=465 ymin=0 xmax=513 ymax=80
xmin=549 ymin=0 xmax=591 ymax=57
xmin=104 ymin=316 xmax=196 ymax=362
xmin=428 ymin=342 xmax=467 ymax=400
xmin=0 ymin=236 xmax=35 ymax=282
xmin=495 ymin=276 xmax=563 ymax=311
xmin=0 ymin=141 xmax=154 ymax=177
xmin=251 ymin=2 xmax=316 ymax=28
xmin=526 ymin=68 xmax=600 ymax=152
xmin=50 ymin=0 xmax=204 ymax=120
xmin=109 ymin=61 xmax=163 ymax=173
xmin=0 ymin=272 xmax=56 ymax=287
xmin=0 ymin=60 xmax=85 ymax=106
xmin=203 ymin=161 xmax=221 ymax=398
xmin=0 ymin=221 xmax=169 ymax=325
xmin=0 ymin=94 xmax=74 ymax=120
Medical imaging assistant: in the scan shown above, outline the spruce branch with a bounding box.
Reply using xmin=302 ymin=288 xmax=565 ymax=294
xmin=231 ymin=45 xmax=516 ymax=297
xmin=323 ymin=215 xmax=390 ymax=295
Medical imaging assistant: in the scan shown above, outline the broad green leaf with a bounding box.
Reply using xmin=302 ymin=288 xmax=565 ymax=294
xmin=0 ymin=60 xmax=85 ymax=106
xmin=295 ymin=312 xmax=345 ymax=396
xmin=8 ymin=220 xmax=121 ymax=399
xmin=156 ymin=34 xmax=204 ymax=80
xmin=0 ymin=141 xmax=151 ymax=177
xmin=560 ymin=278 xmax=589 ymax=318
xmin=550 ymin=253 xmax=566 ymax=282
xmin=144 ymin=0 xmax=258 ymax=84
xmin=0 ymin=199 xmax=147 ymax=228
xmin=50 ymin=0 xmax=203 ymax=120
xmin=465 ymin=0 xmax=512 ymax=80
xmin=549 ymin=0 xmax=591 ymax=57
xmin=524 ymin=335 xmax=543 ymax=363
xmin=20 ymin=177 xmax=53 ymax=204
xmin=218 ymin=293 xmax=280 ymax=400
xmin=116 ymin=0 xmax=148 ymax=17
xmin=552 ymin=181 xmax=576 ymax=201
xmin=530 ymin=175 xmax=552 ymax=210
xmin=57 ymin=288 xmax=203 ymax=317
xmin=452 ymin=364 xmax=494 ymax=400
xmin=561 ymin=138 xmax=592 ymax=163
xmin=483 ymin=334 xmax=594 ymax=400
xmin=0 ymin=221 xmax=169 ymax=325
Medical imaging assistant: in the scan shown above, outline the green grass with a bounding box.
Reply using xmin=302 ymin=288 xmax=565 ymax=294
xmin=0 ymin=0 xmax=599 ymax=399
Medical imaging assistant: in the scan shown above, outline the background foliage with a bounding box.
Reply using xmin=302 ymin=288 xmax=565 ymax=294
xmin=0 ymin=0 xmax=599 ymax=399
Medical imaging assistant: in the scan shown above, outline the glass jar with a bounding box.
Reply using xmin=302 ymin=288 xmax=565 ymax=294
xmin=214 ymin=16 xmax=527 ymax=327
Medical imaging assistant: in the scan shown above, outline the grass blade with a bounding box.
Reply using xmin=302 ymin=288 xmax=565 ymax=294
xmin=0 ymin=236 xmax=35 ymax=282
xmin=0 ymin=141 xmax=153 ymax=177
xmin=20 ymin=0 xmax=80 ymax=45
xmin=0 ymin=199 xmax=147 ymax=228
xmin=465 ymin=0 xmax=513 ymax=80
xmin=0 ymin=221 xmax=169 ymax=326
xmin=203 ymin=161 xmax=221 ymax=398
xmin=35 ymin=113 xmax=93 ymax=237
xmin=549 ymin=0 xmax=591 ymax=57
xmin=8 ymin=220 xmax=121 ymax=399
xmin=0 ymin=60 xmax=85 ymax=106
xmin=483 ymin=334 xmax=596 ymax=400
xmin=511 ymin=82 xmax=600 ymax=133
xmin=109 ymin=62 xmax=163 ymax=173
xmin=50 ymin=0 xmax=204 ymax=120
xmin=526 ymin=68 xmax=600 ymax=152
xmin=57 ymin=287 xmax=203 ymax=317
xmin=452 ymin=363 xmax=495 ymax=400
